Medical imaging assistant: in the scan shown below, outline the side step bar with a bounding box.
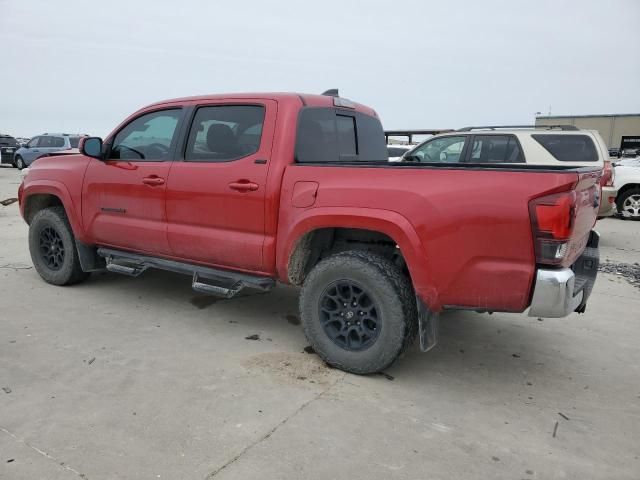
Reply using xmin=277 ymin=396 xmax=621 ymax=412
xmin=97 ymin=248 xmax=275 ymax=298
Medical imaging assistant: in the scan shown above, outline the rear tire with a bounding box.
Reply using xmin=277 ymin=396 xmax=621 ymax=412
xmin=616 ymin=187 xmax=640 ymax=220
xmin=300 ymin=250 xmax=418 ymax=374
xmin=15 ymin=156 xmax=25 ymax=170
xmin=28 ymin=207 xmax=90 ymax=285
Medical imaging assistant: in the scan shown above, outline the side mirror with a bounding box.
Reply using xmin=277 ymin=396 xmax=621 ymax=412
xmin=80 ymin=137 xmax=103 ymax=159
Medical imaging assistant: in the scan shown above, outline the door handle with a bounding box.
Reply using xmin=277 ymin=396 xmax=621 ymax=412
xmin=142 ymin=176 xmax=165 ymax=186
xmin=228 ymin=180 xmax=259 ymax=192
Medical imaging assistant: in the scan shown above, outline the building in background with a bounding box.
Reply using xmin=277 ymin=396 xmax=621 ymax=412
xmin=535 ymin=114 xmax=640 ymax=151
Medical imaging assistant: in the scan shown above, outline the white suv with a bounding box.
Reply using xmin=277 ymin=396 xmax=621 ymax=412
xmin=613 ymin=157 xmax=640 ymax=219
xmin=401 ymin=125 xmax=615 ymax=217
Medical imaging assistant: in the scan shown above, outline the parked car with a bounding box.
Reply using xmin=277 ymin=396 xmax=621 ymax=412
xmin=621 ymin=149 xmax=638 ymax=159
xmin=13 ymin=133 xmax=84 ymax=169
xmin=0 ymin=134 xmax=18 ymax=166
xmin=387 ymin=144 xmax=412 ymax=161
xmin=608 ymin=147 xmax=621 ymax=158
xmin=15 ymin=137 xmax=31 ymax=147
xmin=18 ymin=91 xmax=601 ymax=374
xmin=400 ymin=125 xmax=614 ymax=217
xmin=613 ymin=160 xmax=640 ymax=219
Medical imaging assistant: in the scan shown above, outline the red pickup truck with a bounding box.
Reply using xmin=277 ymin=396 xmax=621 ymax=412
xmin=18 ymin=91 xmax=601 ymax=374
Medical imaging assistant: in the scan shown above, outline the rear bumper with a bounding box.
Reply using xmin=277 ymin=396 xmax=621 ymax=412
xmin=598 ymin=186 xmax=617 ymax=217
xmin=528 ymin=231 xmax=599 ymax=318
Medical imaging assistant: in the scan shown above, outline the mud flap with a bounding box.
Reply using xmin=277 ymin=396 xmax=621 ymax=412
xmin=417 ymin=298 xmax=439 ymax=352
xmin=75 ymin=240 xmax=106 ymax=272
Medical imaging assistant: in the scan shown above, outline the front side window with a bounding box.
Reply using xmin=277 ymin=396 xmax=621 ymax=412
xmin=109 ymin=109 xmax=182 ymax=161
xmin=411 ymin=136 xmax=466 ymax=163
xmin=388 ymin=146 xmax=410 ymax=157
xmin=39 ymin=136 xmax=53 ymax=148
xmin=469 ymin=135 xmax=524 ymax=163
xmin=185 ymin=105 xmax=265 ymax=162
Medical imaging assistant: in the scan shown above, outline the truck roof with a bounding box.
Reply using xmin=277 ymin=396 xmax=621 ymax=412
xmin=146 ymin=92 xmax=378 ymax=117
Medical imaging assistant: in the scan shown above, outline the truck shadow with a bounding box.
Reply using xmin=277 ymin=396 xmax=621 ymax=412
xmin=84 ymin=270 xmax=559 ymax=382
xmin=387 ymin=310 xmax=560 ymax=384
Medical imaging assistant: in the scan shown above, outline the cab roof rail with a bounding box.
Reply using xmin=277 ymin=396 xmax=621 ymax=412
xmin=457 ymin=125 xmax=579 ymax=132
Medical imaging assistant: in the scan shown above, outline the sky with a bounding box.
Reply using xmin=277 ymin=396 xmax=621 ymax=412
xmin=1 ymin=0 xmax=639 ymax=138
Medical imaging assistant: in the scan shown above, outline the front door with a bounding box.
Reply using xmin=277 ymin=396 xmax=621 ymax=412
xmin=82 ymin=108 xmax=183 ymax=255
xmin=165 ymin=100 xmax=276 ymax=272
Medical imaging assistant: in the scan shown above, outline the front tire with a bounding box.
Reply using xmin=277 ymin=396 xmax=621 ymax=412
xmin=28 ymin=207 xmax=90 ymax=285
xmin=15 ymin=156 xmax=25 ymax=170
xmin=616 ymin=187 xmax=640 ymax=220
xmin=300 ymin=250 xmax=418 ymax=374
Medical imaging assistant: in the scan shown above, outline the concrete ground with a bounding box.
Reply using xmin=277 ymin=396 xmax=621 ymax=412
xmin=0 ymin=165 xmax=638 ymax=480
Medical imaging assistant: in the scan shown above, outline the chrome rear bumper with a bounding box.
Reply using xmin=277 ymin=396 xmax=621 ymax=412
xmin=528 ymin=231 xmax=599 ymax=318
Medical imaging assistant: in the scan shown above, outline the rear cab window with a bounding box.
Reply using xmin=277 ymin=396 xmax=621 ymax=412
xmin=295 ymin=108 xmax=387 ymax=163
xmin=532 ymin=134 xmax=599 ymax=162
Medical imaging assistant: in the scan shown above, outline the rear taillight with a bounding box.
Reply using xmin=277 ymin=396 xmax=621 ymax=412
xmin=529 ymin=191 xmax=576 ymax=266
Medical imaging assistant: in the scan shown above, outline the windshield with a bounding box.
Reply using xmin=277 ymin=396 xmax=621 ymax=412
xmin=69 ymin=136 xmax=81 ymax=148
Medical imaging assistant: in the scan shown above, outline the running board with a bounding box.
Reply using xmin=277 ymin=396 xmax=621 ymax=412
xmin=97 ymin=248 xmax=275 ymax=298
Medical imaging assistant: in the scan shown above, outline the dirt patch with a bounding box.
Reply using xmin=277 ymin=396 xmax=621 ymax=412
xmin=243 ymin=352 xmax=340 ymax=386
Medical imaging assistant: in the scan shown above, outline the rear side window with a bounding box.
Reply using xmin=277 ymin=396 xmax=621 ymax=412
xmin=532 ymin=134 xmax=598 ymax=162
xmin=469 ymin=135 xmax=524 ymax=163
xmin=50 ymin=137 xmax=65 ymax=148
xmin=295 ymin=108 xmax=387 ymax=163
xmin=185 ymin=105 xmax=265 ymax=162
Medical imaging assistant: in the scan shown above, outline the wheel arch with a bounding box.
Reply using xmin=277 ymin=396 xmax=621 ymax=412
xmin=617 ymin=182 xmax=640 ymax=199
xmin=21 ymin=181 xmax=85 ymax=241
xmin=277 ymin=207 xmax=437 ymax=309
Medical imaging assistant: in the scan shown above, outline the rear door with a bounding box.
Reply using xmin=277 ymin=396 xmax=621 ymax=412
xmin=82 ymin=108 xmax=184 ymax=255
xmin=165 ymin=100 xmax=276 ymax=272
